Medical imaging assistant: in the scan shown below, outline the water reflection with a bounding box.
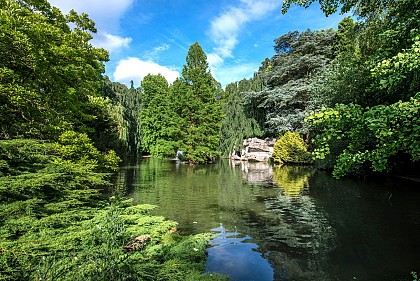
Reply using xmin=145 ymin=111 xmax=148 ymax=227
xmin=239 ymin=164 xmax=335 ymax=280
xmin=123 ymin=159 xmax=420 ymax=281
xmin=232 ymin=160 xmax=273 ymax=183
xmin=205 ymin=223 xmax=274 ymax=281
xmin=272 ymin=165 xmax=314 ymax=197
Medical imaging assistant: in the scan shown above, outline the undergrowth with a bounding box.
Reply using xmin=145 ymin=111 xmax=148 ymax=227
xmin=0 ymin=134 xmax=228 ymax=280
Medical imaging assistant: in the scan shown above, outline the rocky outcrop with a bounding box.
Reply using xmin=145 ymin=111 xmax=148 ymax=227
xmin=231 ymin=138 xmax=276 ymax=162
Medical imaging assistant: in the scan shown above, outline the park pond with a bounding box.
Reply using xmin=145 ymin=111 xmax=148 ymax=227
xmin=114 ymin=158 xmax=420 ymax=281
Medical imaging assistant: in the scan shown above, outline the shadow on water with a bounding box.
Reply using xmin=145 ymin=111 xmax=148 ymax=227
xmin=119 ymin=158 xmax=420 ymax=281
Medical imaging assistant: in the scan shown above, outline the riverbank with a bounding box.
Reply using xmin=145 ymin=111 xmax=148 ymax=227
xmin=0 ymin=139 xmax=227 ymax=280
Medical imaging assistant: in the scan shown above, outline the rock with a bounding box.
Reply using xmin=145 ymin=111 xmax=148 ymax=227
xmin=231 ymin=137 xmax=276 ymax=162
xmin=124 ymin=235 xmax=151 ymax=252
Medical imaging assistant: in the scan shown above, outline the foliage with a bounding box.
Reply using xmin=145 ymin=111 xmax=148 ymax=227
xmin=273 ymin=131 xmax=312 ymax=165
xmin=371 ymin=34 xmax=420 ymax=96
xmin=140 ymin=74 xmax=181 ymax=157
xmin=243 ymin=29 xmax=336 ymax=136
xmin=99 ymin=77 xmax=142 ymax=157
xmin=306 ymin=95 xmax=420 ymax=178
xmin=171 ymin=42 xmax=223 ymax=163
xmin=0 ymin=137 xmax=223 ymax=280
xmin=281 ymin=0 xmax=420 ymax=177
xmin=0 ymin=0 xmax=108 ymax=140
xmin=281 ymin=0 xmax=390 ymax=17
xmin=219 ymin=81 xmax=262 ymax=156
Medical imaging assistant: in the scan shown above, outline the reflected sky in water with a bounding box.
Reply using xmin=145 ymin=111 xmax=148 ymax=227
xmin=119 ymin=159 xmax=420 ymax=281
xmin=205 ymin=223 xmax=274 ymax=281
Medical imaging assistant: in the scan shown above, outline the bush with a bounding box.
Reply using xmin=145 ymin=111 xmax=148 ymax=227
xmin=273 ymin=131 xmax=312 ymax=164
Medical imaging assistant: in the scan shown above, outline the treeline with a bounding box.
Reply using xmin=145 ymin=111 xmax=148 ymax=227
xmin=0 ymin=0 xmax=226 ymax=280
xmin=222 ymin=0 xmax=420 ymax=177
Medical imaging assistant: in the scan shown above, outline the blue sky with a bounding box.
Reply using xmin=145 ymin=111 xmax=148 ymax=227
xmin=49 ymin=0 xmax=346 ymax=87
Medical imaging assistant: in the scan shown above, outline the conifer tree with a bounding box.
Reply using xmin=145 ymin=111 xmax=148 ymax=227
xmin=140 ymin=74 xmax=180 ymax=157
xmin=174 ymin=42 xmax=223 ymax=163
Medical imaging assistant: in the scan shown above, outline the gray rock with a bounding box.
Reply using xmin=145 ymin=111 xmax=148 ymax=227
xmin=231 ymin=137 xmax=276 ymax=162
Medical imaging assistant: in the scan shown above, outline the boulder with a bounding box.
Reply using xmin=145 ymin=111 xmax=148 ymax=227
xmin=231 ymin=137 xmax=276 ymax=162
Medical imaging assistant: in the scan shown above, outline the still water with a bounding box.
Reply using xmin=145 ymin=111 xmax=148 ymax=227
xmin=115 ymin=158 xmax=420 ymax=281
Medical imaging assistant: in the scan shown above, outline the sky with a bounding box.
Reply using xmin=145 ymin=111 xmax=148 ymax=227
xmin=48 ymin=0 xmax=347 ymax=87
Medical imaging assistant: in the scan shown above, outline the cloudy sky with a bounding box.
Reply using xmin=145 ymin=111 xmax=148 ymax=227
xmin=49 ymin=0 xmax=346 ymax=87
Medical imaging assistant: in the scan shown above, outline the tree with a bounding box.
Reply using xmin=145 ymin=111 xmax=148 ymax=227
xmin=99 ymin=76 xmax=142 ymax=157
xmin=173 ymin=42 xmax=223 ymax=163
xmin=281 ymin=0 xmax=390 ymax=17
xmin=219 ymin=82 xmax=262 ymax=156
xmin=0 ymin=0 xmax=108 ymax=140
xmin=140 ymin=74 xmax=180 ymax=157
xmin=285 ymin=0 xmax=420 ymax=176
xmin=244 ymin=29 xmax=336 ymax=137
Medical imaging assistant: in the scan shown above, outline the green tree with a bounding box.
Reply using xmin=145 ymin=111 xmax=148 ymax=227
xmin=173 ymin=42 xmax=223 ymax=163
xmin=273 ymin=131 xmax=312 ymax=165
xmin=284 ymin=0 xmax=420 ymax=177
xmin=140 ymin=74 xmax=181 ymax=157
xmin=99 ymin=76 xmax=142 ymax=158
xmin=219 ymin=82 xmax=262 ymax=156
xmin=0 ymin=0 xmax=108 ymax=140
xmin=244 ymin=29 xmax=336 ymax=136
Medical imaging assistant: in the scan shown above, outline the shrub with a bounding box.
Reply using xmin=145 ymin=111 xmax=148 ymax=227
xmin=273 ymin=131 xmax=312 ymax=164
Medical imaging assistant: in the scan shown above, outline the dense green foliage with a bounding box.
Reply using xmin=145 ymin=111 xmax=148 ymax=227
xmin=219 ymin=80 xmax=262 ymax=156
xmin=140 ymin=74 xmax=180 ymax=158
xmin=0 ymin=1 xmax=225 ymax=280
xmin=273 ymin=131 xmax=312 ymax=165
xmin=142 ymin=43 xmax=223 ymax=163
xmin=175 ymin=43 xmax=224 ymax=163
xmin=235 ymin=29 xmax=336 ymax=137
xmin=0 ymin=0 xmax=108 ymax=140
xmin=100 ymin=77 xmax=142 ymax=157
xmin=300 ymin=0 xmax=420 ymax=177
xmin=0 ymin=138 xmax=220 ymax=280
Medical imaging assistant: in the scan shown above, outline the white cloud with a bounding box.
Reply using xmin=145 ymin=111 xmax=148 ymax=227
xmin=207 ymin=0 xmax=279 ymax=84
xmin=49 ymin=0 xmax=133 ymax=53
xmin=143 ymin=44 xmax=171 ymax=61
xmin=49 ymin=0 xmax=133 ymax=33
xmin=208 ymin=0 xmax=279 ymax=64
xmin=113 ymin=57 xmax=180 ymax=86
xmin=92 ymin=32 xmax=132 ymax=53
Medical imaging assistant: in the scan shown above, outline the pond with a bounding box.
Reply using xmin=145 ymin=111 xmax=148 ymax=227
xmin=115 ymin=158 xmax=420 ymax=281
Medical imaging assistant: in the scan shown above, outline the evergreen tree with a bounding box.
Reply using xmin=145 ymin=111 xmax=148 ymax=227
xmin=174 ymin=42 xmax=223 ymax=163
xmin=243 ymin=29 xmax=336 ymax=137
xmin=140 ymin=74 xmax=180 ymax=157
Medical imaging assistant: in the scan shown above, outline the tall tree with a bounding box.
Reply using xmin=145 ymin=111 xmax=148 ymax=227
xmin=99 ymin=76 xmax=141 ymax=157
xmin=173 ymin=42 xmax=223 ymax=163
xmin=140 ymin=74 xmax=180 ymax=157
xmin=244 ymin=29 xmax=336 ymax=136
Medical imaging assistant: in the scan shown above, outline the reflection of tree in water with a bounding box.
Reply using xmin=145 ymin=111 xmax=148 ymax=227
xmin=243 ymin=166 xmax=336 ymax=281
xmin=273 ymin=165 xmax=313 ymax=197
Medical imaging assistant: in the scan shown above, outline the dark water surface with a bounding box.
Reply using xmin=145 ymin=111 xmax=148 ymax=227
xmin=115 ymin=158 xmax=420 ymax=281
